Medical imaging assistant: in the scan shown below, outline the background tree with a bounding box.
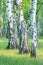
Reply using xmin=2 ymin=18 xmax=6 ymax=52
xmin=0 ymin=0 xmax=3 ymax=37
xmin=2 ymin=0 xmax=6 ymax=36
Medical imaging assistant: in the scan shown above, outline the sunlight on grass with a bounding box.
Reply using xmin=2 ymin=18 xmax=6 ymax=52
xmin=0 ymin=37 xmax=43 ymax=65
xmin=0 ymin=49 xmax=43 ymax=59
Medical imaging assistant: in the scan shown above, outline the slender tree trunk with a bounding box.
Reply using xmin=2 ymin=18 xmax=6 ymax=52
xmin=0 ymin=15 xmax=2 ymax=37
xmin=0 ymin=1 xmax=2 ymax=37
xmin=13 ymin=1 xmax=19 ymax=48
xmin=30 ymin=0 xmax=38 ymax=57
xmin=15 ymin=0 xmax=30 ymax=53
xmin=14 ymin=0 xmax=20 ymax=38
xmin=6 ymin=0 xmax=18 ymax=49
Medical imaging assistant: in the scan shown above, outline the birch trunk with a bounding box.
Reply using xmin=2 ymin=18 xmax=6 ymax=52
xmin=6 ymin=0 xmax=18 ymax=49
xmin=31 ymin=0 xmax=38 ymax=57
xmin=16 ymin=0 xmax=30 ymax=53
xmin=19 ymin=10 xmax=29 ymax=53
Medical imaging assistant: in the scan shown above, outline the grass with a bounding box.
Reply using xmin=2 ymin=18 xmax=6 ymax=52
xmin=0 ymin=36 xmax=43 ymax=65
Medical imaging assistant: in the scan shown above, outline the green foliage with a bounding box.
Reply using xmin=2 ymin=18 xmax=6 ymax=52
xmin=22 ymin=0 xmax=31 ymax=21
xmin=1 ymin=0 xmax=43 ymax=36
xmin=2 ymin=0 xmax=6 ymax=24
xmin=22 ymin=0 xmax=31 ymax=9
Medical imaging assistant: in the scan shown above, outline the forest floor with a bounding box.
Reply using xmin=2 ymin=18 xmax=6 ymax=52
xmin=0 ymin=36 xmax=43 ymax=65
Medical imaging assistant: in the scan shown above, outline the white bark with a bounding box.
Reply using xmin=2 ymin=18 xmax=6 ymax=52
xmin=6 ymin=0 xmax=18 ymax=48
xmin=31 ymin=0 xmax=38 ymax=47
xmin=16 ymin=0 xmax=22 ymax=5
xmin=16 ymin=0 xmax=29 ymax=53
xmin=31 ymin=0 xmax=38 ymax=57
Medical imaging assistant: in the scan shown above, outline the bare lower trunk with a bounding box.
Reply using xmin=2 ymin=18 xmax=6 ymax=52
xmin=19 ymin=7 xmax=29 ymax=53
xmin=0 ymin=14 xmax=2 ymax=37
xmin=6 ymin=0 xmax=18 ymax=49
xmin=19 ymin=20 xmax=30 ymax=53
xmin=0 ymin=24 xmax=2 ymax=37
xmin=30 ymin=0 xmax=38 ymax=57
xmin=15 ymin=0 xmax=30 ymax=53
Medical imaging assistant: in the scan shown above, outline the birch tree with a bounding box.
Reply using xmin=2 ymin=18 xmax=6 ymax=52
xmin=6 ymin=0 xmax=18 ymax=49
xmin=15 ymin=0 xmax=30 ymax=53
xmin=30 ymin=0 xmax=38 ymax=57
xmin=0 ymin=1 xmax=2 ymax=37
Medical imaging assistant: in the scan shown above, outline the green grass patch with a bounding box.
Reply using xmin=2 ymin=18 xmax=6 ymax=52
xmin=0 ymin=37 xmax=43 ymax=65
